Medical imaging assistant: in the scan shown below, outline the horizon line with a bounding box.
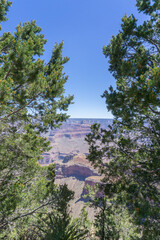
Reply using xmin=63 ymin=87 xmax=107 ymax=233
xmin=68 ymin=117 xmax=113 ymax=119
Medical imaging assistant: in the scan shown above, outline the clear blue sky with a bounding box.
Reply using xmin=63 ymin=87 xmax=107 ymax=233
xmin=3 ymin=0 xmax=146 ymax=118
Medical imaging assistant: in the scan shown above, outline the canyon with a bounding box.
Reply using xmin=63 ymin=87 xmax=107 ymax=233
xmin=39 ymin=118 xmax=112 ymax=218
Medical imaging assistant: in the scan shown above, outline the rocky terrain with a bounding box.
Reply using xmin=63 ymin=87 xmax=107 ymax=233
xmin=39 ymin=118 xmax=112 ymax=218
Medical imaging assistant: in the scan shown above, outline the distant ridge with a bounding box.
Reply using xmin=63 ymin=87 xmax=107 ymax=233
xmin=67 ymin=118 xmax=113 ymax=127
xmin=69 ymin=118 xmax=113 ymax=120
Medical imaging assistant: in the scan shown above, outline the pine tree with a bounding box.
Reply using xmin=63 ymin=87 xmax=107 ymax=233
xmin=0 ymin=0 xmax=73 ymax=235
xmin=86 ymin=0 xmax=160 ymax=238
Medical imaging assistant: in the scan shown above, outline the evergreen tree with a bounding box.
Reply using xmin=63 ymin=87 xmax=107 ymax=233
xmin=16 ymin=167 xmax=88 ymax=240
xmin=0 ymin=0 xmax=73 ymax=235
xmin=86 ymin=0 xmax=160 ymax=238
xmin=84 ymin=184 xmax=139 ymax=240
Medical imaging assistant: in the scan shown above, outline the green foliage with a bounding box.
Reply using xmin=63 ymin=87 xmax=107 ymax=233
xmin=86 ymin=0 xmax=160 ymax=239
xmin=0 ymin=0 xmax=12 ymax=27
xmin=0 ymin=2 xmax=74 ymax=237
xmin=84 ymin=184 xmax=140 ymax=240
xmin=15 ymin=176 xmax=88 ymax=240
